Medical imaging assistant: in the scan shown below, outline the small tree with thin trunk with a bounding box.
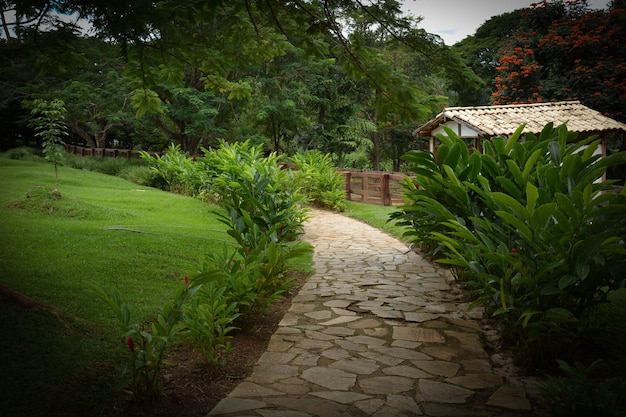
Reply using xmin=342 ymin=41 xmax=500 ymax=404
xmin=28 ymin=99 xmax=69 ymax=187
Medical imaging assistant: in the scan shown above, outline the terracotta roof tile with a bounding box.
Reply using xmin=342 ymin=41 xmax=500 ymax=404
xmin=416 ymin=101 xmax=626 ymax=137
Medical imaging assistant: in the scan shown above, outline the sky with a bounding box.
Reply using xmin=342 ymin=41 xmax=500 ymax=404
xmin=400 ymin=0 xmax=612 ymax=45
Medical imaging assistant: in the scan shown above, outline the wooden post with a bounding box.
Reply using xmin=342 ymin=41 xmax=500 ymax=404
xmin=382 ymin=173 xmax=391 ymax=206
xmin=343 ymin=172 xmax=352 ymax=201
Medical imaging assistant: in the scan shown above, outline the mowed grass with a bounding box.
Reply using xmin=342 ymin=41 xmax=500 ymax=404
xmin=0 ymin=157 xmax=234 ymax=415
xmin=342 ymin=200 xmax=409 ymax=242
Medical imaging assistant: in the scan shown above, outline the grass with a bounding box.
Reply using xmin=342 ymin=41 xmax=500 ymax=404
xmin=342 ymin=200 xmax=409 ymax=242
xmin=0 ymin=157 xmax=237 ymax=415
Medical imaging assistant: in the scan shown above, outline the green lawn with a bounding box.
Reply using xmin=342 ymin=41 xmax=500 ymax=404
xmin=0 ymin=157 xmax=234 ymax=415
xmin=342 ymin=200 xmax=409 ymax=242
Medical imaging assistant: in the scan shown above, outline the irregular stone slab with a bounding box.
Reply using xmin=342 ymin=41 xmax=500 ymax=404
xmin=258 ymin=351 xmax=297 ymax=364
xmin=295 ymin=338 xmax=334 ymax=351
xmin=258 ymin=410 xmax=311 ymax=417
xmin=270 ymin=378 xmax=311 ymax=395
xmin=320 ymin=316 xmax=360 ymax=326
xmin=446 ymin=317 xmax=482 ymax=331
xmin=386 ymin=394 xmax=421 ymax=413
xmin=354 ymin=398 xmax=385 ymax=415
xmin=249 ymin=364 xmax=299 ymax=384
xmin=208 ymin=398 xmax=266 ymax=415
xmin=267 ymin=335 xmax=296 ymax=352
xmin=291 ymin=352 xmax=320 ymax=366
xmin=321 ymin=348 xmax=351 ymax=360
xmin=461 ymin=359 xmax=492 ymax=373
xmin=348 ymin=318 xmax=383 ymax=329
xmin=404 ymin=312 xmax=440 ymax=323
xmin=421 ymin=402 xmax=491 ymax=416
xmin=358 ymin=351 xmax=404 ymax=366
xmin=321 ymin=327 xmax=355 ymax=336
xmin=444 ymin=330 xmax=487 ymax=356
xmin=446 ymin=373 xmax=503 ymax=389
xmin=329 ymin=358 xmax=380 ymax=375
xmin=345 ymin=335 xmax=387 ymax=346
xmin=416 ymin=380 xmax=474 ymax=404
xmin=359 ymin=376 xmax=414 ymax=394
xmin=301 ymin=367 xmax=357 ymax=391
xmin=289 ymin=303 xmax=317 ymax=313
xmin=265 ymin=397 xmax=350 ymax=417
xmin=421 ymin=346 xmax=462 ymax=362
xmin=393 ymin=326 xmax=445 ymax=343
xmin=373 ymin=346 xmax=433 ymax=361
xmin=382 ymin=365 xmax=433 ymax=379
xmin=335 ymin=339 xmax=368 ymax=352
xmin=368 ymin=307 xmax=405 ymax=319
xmin=230 ymin=382 xmax=285 ymax=397
xmin=305 ymin=330 xmax=338 ymax=341
xmin=323 ymin=300 xmax=352 ymax=308
xmin=279 ymin=313 xmax=299 ymax=326
xmin=363 ymin=327 xmax=389 ymax=338
xmin=411 ymin=360 xmax=459 ymax=377
xmin=305 ymin=310 xmax=333 ymax=320
xmin=310 ymin=391 xmax=372 ymax=404
xmin=486 ymin=384 xmax=531 ymax=410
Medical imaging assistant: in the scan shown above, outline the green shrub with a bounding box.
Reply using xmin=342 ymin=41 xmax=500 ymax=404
xmin=289 ymin=150 xmax=346 ymax=211
xmin=118 ymin=165 xmax=154 ymax=186
xmin=6 ymin=147 xmax=40 ymax=161
xmin=140 ymin=144 xmax=201 ymax=194
xmin=536 ymin=360 xmax=626 ymax=417
xmin=394 ymin=123 xmax=626 ymax=365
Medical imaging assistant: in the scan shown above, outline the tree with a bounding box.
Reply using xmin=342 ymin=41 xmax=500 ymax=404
xmin=492 ymin=0 xmax=626 ymax=124
xmin=452 ymin=9 xmax=524 ymax=106
xmin=27 ymin=98 xmax=69 ymax=186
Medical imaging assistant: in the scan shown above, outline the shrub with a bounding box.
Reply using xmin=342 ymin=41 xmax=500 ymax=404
xmin=140 ymin=144 xmax=201 ymax=194
xmin=6 ymin=147 xmax=40 ymax=161
xmin=394 ymin=123 xmax=626 ymax=365
xmin=118 ymin=165 xmax=154 ymax=186
xmin=536 ymin=360 xmax=626 ymax=417
xmin=92 ymin=275 xmax=208 ymax=402
xmin=289 ymin=150 xmax=346 ymax=211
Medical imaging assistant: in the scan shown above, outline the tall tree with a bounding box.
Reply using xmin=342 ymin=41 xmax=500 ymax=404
xmin=492 ymin=0 xmax=626 ymax=124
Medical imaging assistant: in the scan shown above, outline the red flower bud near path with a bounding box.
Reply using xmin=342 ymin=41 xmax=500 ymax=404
xmin=127 ymin=336 xmax=135 ymax=353
xmin=184 ymin=275 xmax=190 ymax=288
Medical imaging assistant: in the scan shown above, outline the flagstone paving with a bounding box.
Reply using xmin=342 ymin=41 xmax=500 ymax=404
xmin=208 ymin=209 xmax=533 ymax=416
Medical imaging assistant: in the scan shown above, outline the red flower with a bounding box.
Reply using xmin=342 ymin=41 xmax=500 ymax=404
xmin=511 ymin=248 xmax=517 ymax=254
xmin=127 ymin=336 xmax=135 ymax=353
xmin=184 ymin=275 xmax=190 ymax=288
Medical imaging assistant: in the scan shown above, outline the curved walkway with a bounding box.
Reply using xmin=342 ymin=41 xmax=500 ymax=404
xmin=209 ymin=209 xmax=533 ymax=417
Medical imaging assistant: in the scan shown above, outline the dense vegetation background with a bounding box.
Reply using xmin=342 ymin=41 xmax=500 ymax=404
xmin=2 ymin=0 xmax=624 ymax=170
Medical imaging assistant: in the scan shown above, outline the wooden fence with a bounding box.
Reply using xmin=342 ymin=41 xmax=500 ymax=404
xmin=64 ymin=145 xmax=157 ymax=158
xmin=340 ymin=170 xmax=410 ymax=206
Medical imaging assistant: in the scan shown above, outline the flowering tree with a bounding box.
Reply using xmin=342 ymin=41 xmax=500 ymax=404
xmin=492 ymin=0 xmax=626 ymax=123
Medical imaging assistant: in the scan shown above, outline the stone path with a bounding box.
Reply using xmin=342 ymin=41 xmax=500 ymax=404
xmin=208 ymin=209 xmax=533 ymax=417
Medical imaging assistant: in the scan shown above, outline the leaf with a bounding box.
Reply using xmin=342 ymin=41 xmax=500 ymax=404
xmin=526 ymin=183 xmax=539 ymax=216
xmin=495 ymin=210 xmax=533 ymax=241
xmin=548 ymin=141 xmax=561 ymax=166
xmin=558 ymin=274 xmax=579 ymax=290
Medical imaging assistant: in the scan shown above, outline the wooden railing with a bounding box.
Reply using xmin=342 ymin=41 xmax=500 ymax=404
xmin=64 ymin=145 xmax=159 ymax=158
xmin=340 ymin=170 xmax=410 ymax=206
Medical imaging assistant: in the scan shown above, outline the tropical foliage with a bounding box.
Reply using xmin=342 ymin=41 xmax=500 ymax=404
xmin=393 ymin=124 xmax=626 ymax=367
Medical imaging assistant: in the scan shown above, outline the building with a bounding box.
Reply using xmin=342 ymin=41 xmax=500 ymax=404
xmin=415 ymin=101 xmax=626 ymax=158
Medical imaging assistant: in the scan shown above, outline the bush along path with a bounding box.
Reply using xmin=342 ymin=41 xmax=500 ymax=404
xmin=208 ymin=209 xmax=534 ymax=417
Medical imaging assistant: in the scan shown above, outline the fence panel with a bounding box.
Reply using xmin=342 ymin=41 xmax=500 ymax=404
xmin=340 ymin=170 xmax=409 ymax=206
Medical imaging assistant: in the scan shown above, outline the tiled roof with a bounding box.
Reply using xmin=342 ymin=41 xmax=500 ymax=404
xmin=416 ymin=101 xmax=626 ymax=137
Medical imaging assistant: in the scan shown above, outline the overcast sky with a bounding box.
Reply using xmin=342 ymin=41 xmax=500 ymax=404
xmin=400 ymin=0 xmax=612 ymax=45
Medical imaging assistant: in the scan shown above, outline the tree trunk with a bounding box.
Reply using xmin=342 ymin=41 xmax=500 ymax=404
xmin=68 ymin=121 xmax=95 ymax=147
